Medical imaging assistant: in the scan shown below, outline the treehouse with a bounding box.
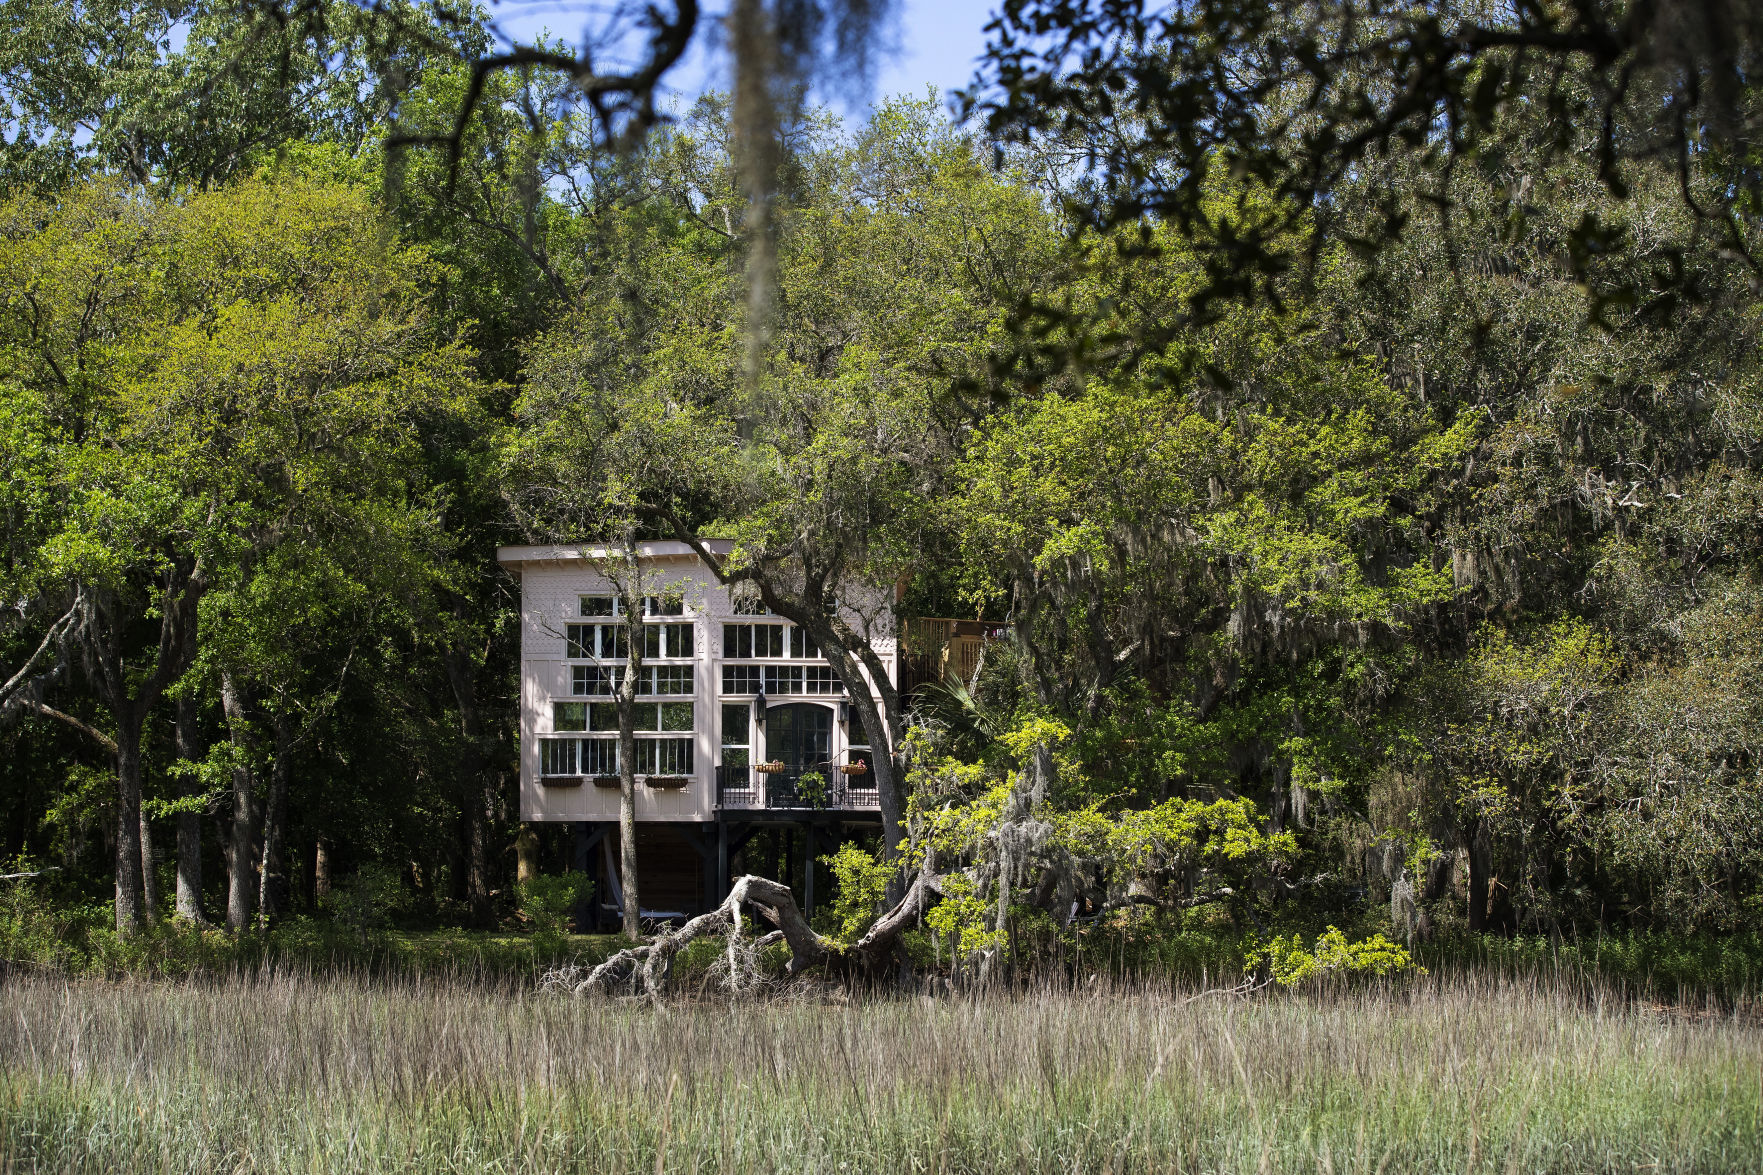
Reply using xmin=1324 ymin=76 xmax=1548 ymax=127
xmin=497 ymin=541 xmax=899 ymax=928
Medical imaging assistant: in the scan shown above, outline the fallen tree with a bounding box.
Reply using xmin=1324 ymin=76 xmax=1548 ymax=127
xmin=552 ymin=865 xmax=944 ymax=998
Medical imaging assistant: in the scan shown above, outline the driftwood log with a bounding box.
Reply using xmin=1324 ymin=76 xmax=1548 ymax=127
xmin=568 ymin=866 xmax=942 ymax=997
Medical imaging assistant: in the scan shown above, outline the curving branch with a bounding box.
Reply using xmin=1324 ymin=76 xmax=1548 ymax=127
xmin=554 ymin=866 xmax=943 ymax=998
xmin=0 ymin=597 xmax=83 ymax=713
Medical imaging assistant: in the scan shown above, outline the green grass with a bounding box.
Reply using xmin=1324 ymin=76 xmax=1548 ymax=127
xmin=0 ymin=972 xmax=1755 ymax=1173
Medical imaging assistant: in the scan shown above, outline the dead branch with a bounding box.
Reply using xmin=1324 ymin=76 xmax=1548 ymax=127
xmin=15 ymin=700 xmax=117 ymax=755
xmin=0 ymin=867 xmax=62 ymax=882
xmin=555 ymin=868 xmax=942 ymax=999
xmin=571 ymin=875 xmax=833 ymax=998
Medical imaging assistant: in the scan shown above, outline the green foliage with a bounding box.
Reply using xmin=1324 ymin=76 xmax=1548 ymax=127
xmin=820 ymin=842 xmax=894 ymax=942
xmin=328 ymin=865 xmax=411 ymax=934
xmin=1250 ymin=927 xmax=1422 ymax=987
xmin=519 ymin=874 xmax=591 ymax=948
xmin=794 ymin=770 xmax=830 ymax=809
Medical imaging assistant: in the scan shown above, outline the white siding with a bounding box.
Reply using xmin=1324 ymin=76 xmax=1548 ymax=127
xmin=499 ymin=544 xmax=897 ymax=823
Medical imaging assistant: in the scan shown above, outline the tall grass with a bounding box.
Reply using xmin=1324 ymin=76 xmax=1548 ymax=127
xmin=0 ymin=971 xmax=1755 ymax=1174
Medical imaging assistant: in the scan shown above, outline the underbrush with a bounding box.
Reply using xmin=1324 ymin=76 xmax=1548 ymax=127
xmin=0 ymin=971 xmax=1755 ymax=1174
xmin=6 ymin=882 xmax=1762 ymax=1000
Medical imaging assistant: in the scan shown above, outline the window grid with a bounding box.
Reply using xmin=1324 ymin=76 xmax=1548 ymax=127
xmin=721 ymin=664 xmax=763 ymax=694
xmin=571 ymin=665 xmax=693 ymax=697
xmin=541 ymin=736 xmax=695 ymax=776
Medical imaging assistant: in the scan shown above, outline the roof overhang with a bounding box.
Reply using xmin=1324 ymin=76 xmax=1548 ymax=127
xmin=496 ymin=539 xmax=735 ymax=570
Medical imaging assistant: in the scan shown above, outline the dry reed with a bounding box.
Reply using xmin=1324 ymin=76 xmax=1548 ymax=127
xmin=0 ymin=970 xmax=1755 ymax=1173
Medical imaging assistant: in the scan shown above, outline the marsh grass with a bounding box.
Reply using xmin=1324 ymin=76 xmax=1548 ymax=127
xmin=0 ymin=971 xmax=1755 ymax=1174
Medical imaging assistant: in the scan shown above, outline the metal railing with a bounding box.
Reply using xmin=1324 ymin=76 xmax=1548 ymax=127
xmin=715 ymin=763 xmax=880 ymax=811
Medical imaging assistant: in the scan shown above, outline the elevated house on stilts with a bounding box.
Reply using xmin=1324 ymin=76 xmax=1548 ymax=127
xmin=497 ymin=541 xmax=900 ymax=929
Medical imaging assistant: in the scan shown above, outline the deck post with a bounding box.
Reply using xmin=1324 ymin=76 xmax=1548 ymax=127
xmin=803 ymin=821 xmax=815 ymax=919
xmin=570 ymin=822 xmax=593 ymax=931
xmin=717 ymin=818 xmax=729 ymax=903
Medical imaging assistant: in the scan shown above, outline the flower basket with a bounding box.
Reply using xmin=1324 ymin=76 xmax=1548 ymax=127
xmin=838 ymin=762 xmax=869 ymax=776
xmin=541 ymin=776 xmax=584 ymax=789
xmin=754 ymin=761 xmax=787 ymax=774
xmin=646 ymin=775 xmax=690 ymax=790
xmin=590 ymin=775 xmax=621 ymax=789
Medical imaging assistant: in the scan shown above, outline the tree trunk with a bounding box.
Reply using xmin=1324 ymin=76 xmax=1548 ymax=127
xmin=516 ymin=825 xmax=539 ymax=885
xmin=568 ymin=866 xmax=943 ymax=998
xmin=221 ymin=672 xmax=256 ymax=932
xmin=139 ymin=807 xmax=160 ymax=922
xmin=112 ymin=712 xmax=146 ymax=934
xmin=173 ymin=693 xmax=206 ymax=923
xmin=314 ymin=839 xmax=332 ymax=902
xmin=257 ymin=709 xmax=292 ymax=924
xmin=1467 ymin=824 xmax=1491 ymax=934
xmin=441 ymin=649 xmax=496 ymax=929
xmin=617 ymin=572 xmax=644 ymax=940
xmin=813 ymin=631 xmax=905 ymax=860
xmin=606 ymin=540 xmax=648 ymax=940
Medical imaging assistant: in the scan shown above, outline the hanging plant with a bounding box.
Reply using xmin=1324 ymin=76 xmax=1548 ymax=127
xmin=796 ymin=771 xmax=830 ymax=808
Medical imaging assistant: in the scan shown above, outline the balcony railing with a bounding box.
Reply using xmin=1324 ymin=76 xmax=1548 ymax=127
xmin=715 ymin=764 xmax=881 ymax=812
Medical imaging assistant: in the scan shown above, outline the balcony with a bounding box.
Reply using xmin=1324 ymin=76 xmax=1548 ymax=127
xmin=901 ymin=617 xmax=1012 ymax=695
xmin=715 ymin=764 xmax=881 ymax=812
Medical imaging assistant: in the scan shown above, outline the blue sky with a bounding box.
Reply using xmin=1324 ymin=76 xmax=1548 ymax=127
xmin=484 ymin=0 xmax=1002 ymax=117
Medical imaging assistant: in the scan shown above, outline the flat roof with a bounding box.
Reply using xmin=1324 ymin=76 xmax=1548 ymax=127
xmin=496 ymin=539 xmax=735 ymax=567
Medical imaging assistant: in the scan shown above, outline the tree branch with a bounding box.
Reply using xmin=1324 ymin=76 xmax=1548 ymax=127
xmin=18 ymin=700 xmax=118 ymax=755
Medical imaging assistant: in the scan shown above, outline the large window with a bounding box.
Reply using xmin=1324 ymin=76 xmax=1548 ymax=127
xmin=722 ymin=623 xmax=786 ymax=658
xmin=790 ymin=628 xmax=821 ymax=658
xmin=636 ymin=738 xmax=694 ymax=774
xmin=571 ymin=665 xmax=693 ymax=696
xmin=587 ymin=701 xmax=695 ymax=732
xmin=645 ymin=595 xmax=686 ymax=616
xmin=746 ymin=665 xmax=844 ymax=695
xmin=652 ymin=664 xmax=693 ymax=694
xmin=572 ymin=665 xmax=620 ymax=695
xmin=542 ymin=733 xmax=693 ymax=776
xmin=540 ymin=739 xmax=579 ymax=776
xmin=553 ymin=702 xmax=588 ymax=731
xmin=730 ymin=593 xmax=769 ymax=616
xmin=721 ymin=664 xmax=763 ymax=694
xmin=582 ymin=594 xmax=690 ymax=618
xmin=566 ymin=623 xmax=628 ymax=660
xmin=720 ymin=703 xmax=750 ymax=768
xmin=582 ymin=738 xmax=618 ymax=776
xmin=570 ymin=622 xmax=693 ymax=660
xmin=643 ymin=622 xmax=694 ymax=658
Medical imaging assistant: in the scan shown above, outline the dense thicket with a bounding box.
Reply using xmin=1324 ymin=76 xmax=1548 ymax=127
xmin=1 ymin=0 xmax=1759 ymax=966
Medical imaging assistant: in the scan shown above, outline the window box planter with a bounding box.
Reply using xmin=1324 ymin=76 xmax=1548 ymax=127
xmin=646 ymin=775 xmax=691 ymax=790
xmin=541 ymin=776 xmax=584 ymax=788
xmin=591 ymin=775 xmax=621 ymax=789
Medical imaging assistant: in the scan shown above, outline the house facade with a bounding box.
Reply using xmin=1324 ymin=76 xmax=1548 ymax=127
xmin=497 ymin=541 xmax=897 ymax=925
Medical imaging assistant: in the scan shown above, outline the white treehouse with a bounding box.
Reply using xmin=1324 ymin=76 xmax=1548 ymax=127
xmin=497 ymin=540 xmax=899 ymax=926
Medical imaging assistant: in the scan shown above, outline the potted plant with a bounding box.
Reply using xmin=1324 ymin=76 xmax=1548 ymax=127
xmin=795 ymin=770 xmax=830 ymax=808
xmin=755 ymin=760 xmax=787 ymax=774
xmin=838 ymin=762 xmax=869 ymax=776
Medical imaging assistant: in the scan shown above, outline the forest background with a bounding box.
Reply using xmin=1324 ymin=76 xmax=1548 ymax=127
xmin=2 ymin=0 xmax=1761 ymax=989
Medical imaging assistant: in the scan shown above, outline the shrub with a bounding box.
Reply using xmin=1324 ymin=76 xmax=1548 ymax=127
xmin=1251 ymin=926 xmax=1421 ymax=986
xmin=520 ymin=874 xmax=592 ymax=951
xmin=820 ymin=843 xmax=894 ymax=942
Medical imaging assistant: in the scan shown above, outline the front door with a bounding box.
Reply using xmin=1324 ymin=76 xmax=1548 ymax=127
xmin=764 ymin=703 xmax=833 ymax=806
